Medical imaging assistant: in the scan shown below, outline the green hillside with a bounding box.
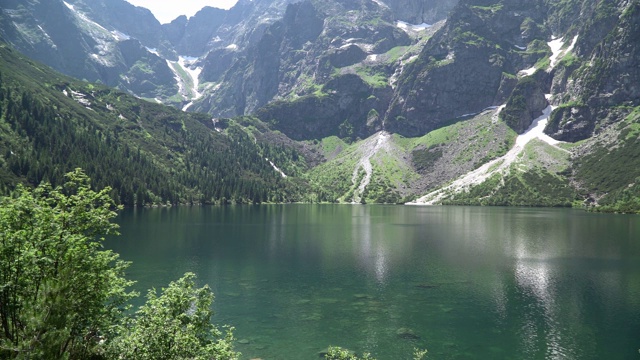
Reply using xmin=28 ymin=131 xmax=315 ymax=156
xmin=0 ymin=43 xmax=306 ymax=205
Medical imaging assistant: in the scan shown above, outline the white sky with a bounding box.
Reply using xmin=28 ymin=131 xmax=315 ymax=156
xmin=125 ymin=0 xmax=238 ymax=24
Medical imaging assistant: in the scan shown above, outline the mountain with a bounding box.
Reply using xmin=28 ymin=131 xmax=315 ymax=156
xmin=403 ymin=0 xmax=640 ymax=211
xmin=0 ymin=0 xmax=180 ymax=101
xmin=0 ymin=43 xmax=306 ymax=205
xmin=1 ymin=0 xmax=639 ymax=212
xmin=0 ymin=0 xmax=458 ymax=114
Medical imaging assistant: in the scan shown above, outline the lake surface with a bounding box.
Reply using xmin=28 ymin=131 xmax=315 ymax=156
xmin=105 ymin=205 xmax=640 ymax=359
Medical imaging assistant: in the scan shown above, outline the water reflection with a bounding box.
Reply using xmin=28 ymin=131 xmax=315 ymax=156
xmin=351 ymin=206 xmax=389 ymax=286
xmin=108 ymin=206 xmax=640 ymax=360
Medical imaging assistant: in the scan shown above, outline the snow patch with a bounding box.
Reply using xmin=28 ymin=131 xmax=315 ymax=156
xmin=37 ymin=25 xmax=51 ymax=40
xmin=547 ymin=37 xmax=564 ymax=68
xmin=212 ymin=118 xmax=222 ymax=132
xmin=70 ymin=90 xmax=91 ymax=108
xmin=179 ymin=56 xmax=203 ymax=100
xmin=370 ymin=0 xmax=389 ymax=8
xmin=111 ymin=30 xmax=130 ymax=41
xmin=519 ymin=66 xmax=537 ymax=76
xmin=389 ymin=55 xmax=417 ymax=89
xmin=168 ymin=56 xmax=203 ymax=111
xmin=266 ymin=158 xmax=287 ymax=178
xmin=146 ymin=47 xmax=159 ymax=56
xmin=63 ymin=1 xmax=75 ymax=11
xmin=549 ymin=35 xmax=578 ymax=69
xmin=226 ymin=44 xmax=238 ymax=50
xmin=409 ymin=102 xmax=567 ymax=205
xmin=367 ymin=54 xmax=378 ymax=62
xmin=514 ymin=45 xmax=527 ymax=50
xmin=182 ymin=102 xmax=194 ymax=111
xmin=519 ymin=35 xmax=578 ymax=76
xmin=396 ymin=21 xmax=432 ymax=32
xmin=167 ymin=60 xmax=185 ymax=99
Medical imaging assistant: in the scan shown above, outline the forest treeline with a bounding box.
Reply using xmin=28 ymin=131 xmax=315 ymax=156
xmin=0 ymin=44 xmax=306 ymax=206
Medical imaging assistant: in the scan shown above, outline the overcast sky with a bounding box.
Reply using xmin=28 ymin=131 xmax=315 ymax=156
xmin=125 ymin=0 xmax=238 ymax=24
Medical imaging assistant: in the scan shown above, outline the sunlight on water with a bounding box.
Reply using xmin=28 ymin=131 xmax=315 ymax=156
xmin=106 ymin=205 xmax=640 ymax=360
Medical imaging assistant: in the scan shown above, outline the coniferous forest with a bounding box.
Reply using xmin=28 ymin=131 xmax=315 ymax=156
xmin=0 ymin=44 xmax=306 ymax=205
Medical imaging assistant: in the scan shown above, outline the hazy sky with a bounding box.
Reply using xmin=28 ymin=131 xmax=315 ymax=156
xmin=125 ymin=0 xmax=238 ymax=24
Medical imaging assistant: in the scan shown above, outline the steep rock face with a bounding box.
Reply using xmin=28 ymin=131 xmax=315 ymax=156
xmin=545 ymin=106 xmax=594 ymax=142
xmin=0 ymin=0 xmax=177 ymax=99
xmin=0 ymin=0 xmax=459 ymax=132
xmin=116 ymin=39 xmax=177 ymax=97
xmin=66 ymin=0 xmax=173 ymax=56
xmin=194 ymin=0 xmax=415 ymax=120
xmin=545 ymin=0 xmax=640 ymax=141
xmin=197 ymin=0 xmax=298 ymax=53
xmin=256 ymin=74 xmax=390 ymax=140
xmin=501 ymin=76 xmax=548 ymax=133
xmin=386 ymin=0 xmax=548 ymax=137
xmin=387 ymin=0 xmax=459 ymax=24
xmin=0 ymin=0 xmax=98 ymax=80
xmin=163 ymin=6 xmax=228 ymax=57
xmin=200 ymin=47 xmax=238 ymax=83
xmin=161 ymin=16 xmax=187 ymax=48
xmin=587 ymin=2 xmax=640 ymax=104
xmin=3 ymin=0 xmax=640 ymax=210
xmin=195 ymin=1 xmax=324 ymax=117
xmin=328 ymin=44 xmax=368 ymax=68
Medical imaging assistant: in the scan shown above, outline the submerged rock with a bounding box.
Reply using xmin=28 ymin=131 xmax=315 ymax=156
xmin=415 ymin=283 xmax=440 ymax=289
xmin=396 ymin=327 xmax=420 ymax=340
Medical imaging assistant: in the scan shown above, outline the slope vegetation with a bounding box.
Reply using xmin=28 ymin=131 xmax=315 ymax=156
xmin=0 ymin=43 xmax=305 ymax=205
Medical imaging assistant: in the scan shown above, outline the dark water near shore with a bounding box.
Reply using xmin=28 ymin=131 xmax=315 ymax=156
xmin=105 ymin=205 xmax=640 ymax=359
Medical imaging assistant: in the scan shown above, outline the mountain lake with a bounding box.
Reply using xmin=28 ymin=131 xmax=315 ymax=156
xmin=106 ymin=205 xmax=640 ymax=360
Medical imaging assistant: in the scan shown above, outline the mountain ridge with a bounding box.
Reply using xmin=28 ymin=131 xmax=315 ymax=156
xmin=1 ymin=0 xmax=639 ymax=212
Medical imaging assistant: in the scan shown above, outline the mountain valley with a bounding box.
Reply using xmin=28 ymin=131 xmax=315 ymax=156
xmin=0 ymin=0 xmax=639 ymax=212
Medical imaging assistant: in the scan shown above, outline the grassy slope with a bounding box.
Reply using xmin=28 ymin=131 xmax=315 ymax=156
xmin=304 ymin=132 xmax=416 ymax=203
xmin=572 ymin=106 xmax=640 ymax=213
xmin=442 ymin=139 xmax=576 ymax=207
xmin=305 ymin=110 xmax=518 ymax=204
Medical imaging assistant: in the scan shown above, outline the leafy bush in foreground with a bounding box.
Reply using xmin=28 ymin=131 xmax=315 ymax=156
xmin=0 ymin=169 xmax=239 ymax=359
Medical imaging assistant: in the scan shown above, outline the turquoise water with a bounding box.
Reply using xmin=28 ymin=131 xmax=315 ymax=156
xmin=105 ymin=205 xmax=640 ymax=359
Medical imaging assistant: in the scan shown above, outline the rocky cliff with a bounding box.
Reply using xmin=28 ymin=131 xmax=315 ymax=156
xmin=388 ymin=0 xmax=458 ymax=24
xmin=385 ymin=0 xmax=549 ymax=136
xmin=545 ymin=0 xmax=640 ymax=141
xmin=0 ymin=0 xmax=177 ymax=99
xmin=0 ymin=0 xmax=458 ymax=123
